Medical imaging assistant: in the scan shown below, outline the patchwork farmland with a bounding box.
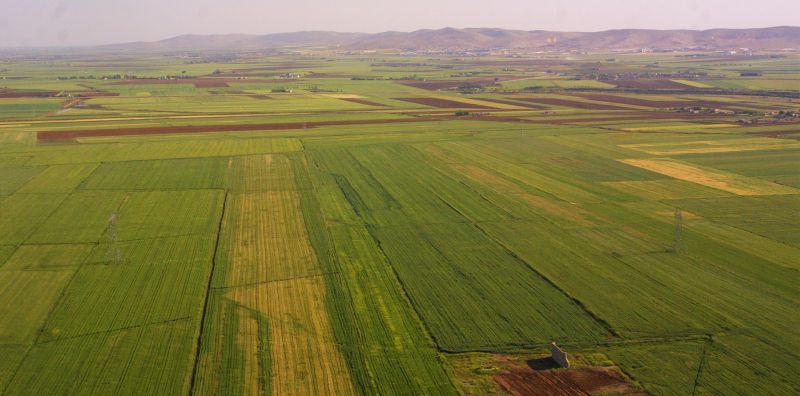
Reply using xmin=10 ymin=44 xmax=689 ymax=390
xmin=0 ymin=50 xmax=798 ymax=396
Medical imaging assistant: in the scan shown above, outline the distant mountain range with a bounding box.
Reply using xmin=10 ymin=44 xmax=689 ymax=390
xmin=105 ymin=26 xmax=800 ymax=52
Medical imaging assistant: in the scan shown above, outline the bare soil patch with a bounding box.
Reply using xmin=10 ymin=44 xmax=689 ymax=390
xmin=463 ymin=112 xmax=726 ymax=125
xmin=304 ymin=72 xmax=356 ymax=78
xmin=74 ymin=91 xmax=120 ymax=98
xmin=320 ymin=94 xmax=365 ymax=99
xmin=193 ymin=80 xmax=229 ymax=88
xmin=515 ymin=97 xmax=630 ymax=110
xmin=209 ymin=90 xmax=246 ymax=95
xmin=478 ymin=98 xmax=548 ymax=109
xmin=567 ymin=93 xmax=761 ymax=110
xmin=372 ymin=62 xmax=435 ymax=67
xmin=37 ymin=116 xmax=448 ymax=141
xmin=746 ymin=129 xmax=800 ymax=140
xmin=394 ymin=97 xmax=494 ymax=109
xmin=398 ymin=76 xmax=518 ymax=91
xmin=494 ymin=362 xmax=642 ymax=396
xmin=568 ymin=93 xmax=706 ymax=108
xmin=339 ymin=98 xmax=387 ymax=107
xmin=0 ymin=89 xmax=56 ymax=98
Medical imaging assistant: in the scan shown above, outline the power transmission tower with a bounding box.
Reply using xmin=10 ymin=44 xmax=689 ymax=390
xmin=106 ymin=212 xmax=123 ymax=265
xmin=673 ymin=208 xmax=683 ymax=254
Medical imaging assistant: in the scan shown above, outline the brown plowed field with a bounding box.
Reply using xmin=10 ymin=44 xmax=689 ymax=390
xmin=494 ymin=364 xmax=642 ymax=396
xmin=467 ymin=112 xmax=726 ymax=125
xmin=339 ymin=98 xmax=387 ymax=107
xmin=0 ymin=90 xmax=56 ymax=98
xmin=304 ymin=72 xmax=356 ymax=78
xmin=746 ymin=129 xmax=800 ymax=139
xmin=37 ymin=109 xmax=731 ymax=141
xmin=608 ymin=79 xmax=696 ymax=89
xmin=371 ymin=62 xmax=434 ymax=67
xmin=398 ymin=80 xmax=467 ymax=90
xmin=398 ymin=76 xmax=517 ymax=91
xmin=394 ymin=97 xmax=494 ymax=109
xmin=570 ymin=93 xmax=697 ymax=107
xmin=576 ymin=93 xmax=790 ymax=111
xmin=515 ymin=97 xmax=631 ymax=110
xmin=477 ymin=98 xmax=548 ymax=109
xmin=193 ymin=80 xmax=229 ymax=88
xmin=37 ymin=116 xmax=448 ymax=141
xmin=75 ymin=91 xmax=121 ymax=98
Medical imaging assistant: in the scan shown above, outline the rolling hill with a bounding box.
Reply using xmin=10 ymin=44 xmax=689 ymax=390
xmin=104 ymin=26 xmax=800 ymax=52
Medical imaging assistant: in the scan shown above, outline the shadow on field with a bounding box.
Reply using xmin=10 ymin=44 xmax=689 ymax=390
xmin=526 ymin=357 xmax=560 ymax=371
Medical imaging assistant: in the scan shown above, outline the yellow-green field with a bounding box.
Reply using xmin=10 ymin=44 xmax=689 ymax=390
xmin=0 ymin=51 xmax=798 ymax=395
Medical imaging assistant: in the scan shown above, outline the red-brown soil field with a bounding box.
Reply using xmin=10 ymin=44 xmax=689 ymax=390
xmin=494 ymin=363 xmax=642 ymax=396
xmin=339 ymin=98 xmax=387 ymax=106
xmin=37 ymin=116 xmax=450 ymax=141
xmin=394 ymin=97 xmax=495 ymax=109
xmin=515 ymin=97 xmax=631 ymax=110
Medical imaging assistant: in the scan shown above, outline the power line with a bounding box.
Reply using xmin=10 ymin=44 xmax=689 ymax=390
xmin=673 ymin=208 xmax=683 ymax=254
xmin=106 ymin=212 xmax=123 ymax=265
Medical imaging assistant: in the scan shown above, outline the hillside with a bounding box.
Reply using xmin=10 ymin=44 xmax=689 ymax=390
xmin=104 ymin=26 xmax=800 ymax=51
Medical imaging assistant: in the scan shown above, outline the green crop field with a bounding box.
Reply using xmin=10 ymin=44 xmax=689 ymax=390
xmin=0 ymin=49 xmax=798 ymax=396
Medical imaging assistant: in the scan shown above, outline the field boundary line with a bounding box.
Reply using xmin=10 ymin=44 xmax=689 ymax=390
xmin=324 ymin=150 xmax=455 ymax=375
xmin=474 ymin=222 xmax=620 ymax=338
xmin=691 ymin=335 xmax=713 ymax=396
xmin=73 ymin=161 xmax=103 ymax=191
xmin=210 ymin=271 xmax=337 ymax=290
xmin=360 ymin=223 xmax=461 ymax=393
xmin=413 ymin=144 xmax=522 ymax=222
xmin=2 ymin=193 xmax=113 ymax=395
xmin=27 ymin=191 xmax=121 ymax=343
xmin=0 ymin=344 xmax=33 ymax=396
xmin=33 ymin=316 xmax=192 ymax=345
xmin=31 ymin=189 xmax=132 ymax=344
xmin=16 ymin=194 xmax=71 ymax=248
xmin=419 ymin=179 xmax=619 ymax=338
xmin=7 ymin=242 xmax=97 ymax=247
xmin=439 ymin=332 xmax=712 ymax=354
xmin=188 ymin=190 xmax=228 ymax=396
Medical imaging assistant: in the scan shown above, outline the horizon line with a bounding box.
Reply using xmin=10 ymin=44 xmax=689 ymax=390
xmin=2 ymin=25 xmax=798 ymax=50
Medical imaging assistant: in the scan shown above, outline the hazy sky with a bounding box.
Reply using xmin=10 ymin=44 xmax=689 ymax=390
xmin=2 ymin=0 xmax=799 ymax=47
